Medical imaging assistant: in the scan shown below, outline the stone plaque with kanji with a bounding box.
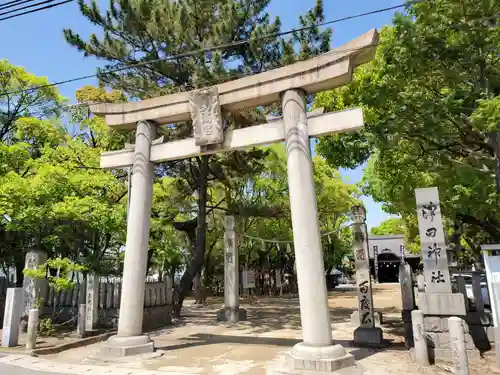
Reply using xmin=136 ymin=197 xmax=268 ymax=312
xmin=415 ymin=187 xmax=452 ymax=293
xmin=189 ymin=86 xmax=223 ymax=146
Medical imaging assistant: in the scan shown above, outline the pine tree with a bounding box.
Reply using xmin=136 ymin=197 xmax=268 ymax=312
xmin=65 ymin=0 xmax=332 ymax=315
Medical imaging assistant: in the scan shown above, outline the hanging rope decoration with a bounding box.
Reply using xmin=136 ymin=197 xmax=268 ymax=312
xmin=237 ymin=228 xmax=342 ymax=245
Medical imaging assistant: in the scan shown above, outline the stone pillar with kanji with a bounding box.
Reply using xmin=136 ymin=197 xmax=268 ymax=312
xmin=415 ymin=187 xmax=476 ymax=361
xmin=217 ymin=216 xmax=246 ymax=322
xmin=351 ymin=205 xmax=384 ymax=346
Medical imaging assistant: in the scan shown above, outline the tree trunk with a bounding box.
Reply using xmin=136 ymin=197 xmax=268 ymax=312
xmin=15 ymin=255 xmax=24 ymax=287
xmin=173 ymin=156 xmax=209 ymax=317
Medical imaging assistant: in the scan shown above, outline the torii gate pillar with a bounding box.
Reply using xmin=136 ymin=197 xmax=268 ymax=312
xmin=268 ymin=89 xmax=356 ymax=374
xmin=100 ymin=120 xmax=156 ymax=356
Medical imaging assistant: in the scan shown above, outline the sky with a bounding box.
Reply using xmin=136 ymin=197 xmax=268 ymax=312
xmin=0 ymin=0 xmax=404 ymax=228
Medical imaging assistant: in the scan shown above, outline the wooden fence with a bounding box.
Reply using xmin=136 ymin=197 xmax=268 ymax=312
xmin=41 ymin=279 xmax=172 ymax=309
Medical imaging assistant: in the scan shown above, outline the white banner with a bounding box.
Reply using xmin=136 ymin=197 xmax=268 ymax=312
xmin=483 ymin=250 xmax=500 ymax=327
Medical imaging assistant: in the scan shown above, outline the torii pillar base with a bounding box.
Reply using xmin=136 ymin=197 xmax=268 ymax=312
xmin=217 ymin=307 xmax=247 ymax=323
xmin=100 ymin=335 xmax=154 ymax=357
xmin=267 ymin=343 xmax=368 ymax=375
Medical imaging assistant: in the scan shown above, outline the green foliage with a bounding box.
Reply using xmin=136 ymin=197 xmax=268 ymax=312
xmin=38 ymin=317 xmax=55 ymax=337
xmin=24 ymin=258 xmax=87 ymax=292
xmin=315 ymin=0 xmax=500 ymax=263
xmin=370 ymin=218 xmax=405 ymax=235
xmin=0 ymin=59 xmax=65 ymax=141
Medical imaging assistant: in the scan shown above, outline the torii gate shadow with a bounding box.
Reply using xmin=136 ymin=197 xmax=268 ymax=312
xmin=155 ymin=333 xmax=407 ymax=361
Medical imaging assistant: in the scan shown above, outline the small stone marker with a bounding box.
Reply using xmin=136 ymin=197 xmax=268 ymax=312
xmin=400 ymin=263 xmax=415 ymax=311
xmin=218 ymin=216 xmax=246 ymax=322
xmin=400 ymin=263 xmax=415 ymax=348
xmin=26 ymin=308 xmax=39 ymax=350
xmin=411 ymin=310 xmax=429 ymax=366
xmin=415 ymin=187 xmax=452 ymax=293
xmin=449 ymin=317 xmax=470 ymax=375
xmin=2 ymin=287 xmax=24 ymax=347
xmin=351 ymin=206 xmax=383 ymax=345
xmin=77 ymin=304 xmax=86 ymax=338
xmin=417 ymin=274 xmax=425 ymax=292
xmin=85 ymin=272 xmax=98 ymax=331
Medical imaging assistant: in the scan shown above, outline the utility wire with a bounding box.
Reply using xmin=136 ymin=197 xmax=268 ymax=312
xmin=0 ymin=0 xmax=60 ymax=17
xmin=0 ymin=0 xmax=72 ymax=21
xmin=0 ymin=1 xmax=419 ymax=98
xmin=0 ymin=0 xmax=37 ymax=11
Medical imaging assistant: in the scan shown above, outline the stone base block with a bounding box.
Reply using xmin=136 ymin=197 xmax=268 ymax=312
xmin=429 ymin=348 xmax=481 ymax=363
xmin=353 ymin=327 xmax=385 ymax=347
xmin=267 ymin=362 xmax=367 ymax=375
xmin=410 ymin=347 xmax=481 ymax=364
xmin=418 ymin=293 xmax=466 ymax=316
xmin=267 ymin=343 xmax=362 ymax=375
xmin=350 ymin=311 xmax=383 ymax=326
xmin=99 ymin=335 xmax=154 ymax=357
xmin=426 ymin=331 xmax=476 ymax=350
xmin=217 ymin=307 xmax=247 ymax=322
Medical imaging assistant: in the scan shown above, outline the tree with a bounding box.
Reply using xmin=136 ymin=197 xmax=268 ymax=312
xmin=0 ymin=60 xmax=63 ymax=141
xmin=0 ymin=82 xmax=131 ymax=285
xmin=65 ymin=0 xmax=333 ymax=315
xmin=370 ymin=218 xmax=404 ymax=235
xmin=314 ymin=0 xmax=500 ymax=262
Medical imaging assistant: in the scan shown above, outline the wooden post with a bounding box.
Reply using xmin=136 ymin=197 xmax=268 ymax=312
xmin=455 ymin=275 xmax=470 ymax=312
xmin=472 ymin=272 xmax=484 ymax=313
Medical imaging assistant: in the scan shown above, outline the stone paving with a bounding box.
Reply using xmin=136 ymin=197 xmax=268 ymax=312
xmin=0 ymin=284 xmax=497 ymax=375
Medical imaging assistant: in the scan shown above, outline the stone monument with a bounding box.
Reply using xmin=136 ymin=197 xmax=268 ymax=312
xmin=2 ymin=288 xmax=24 ymax=347
xmin=85 ymin=272 xmax=99 ymax=331
xmin=90 ymin=29 xmax=379 ymax=371
xmin=22 ymin=250 xmax=47 ymax=317
xmin=415 ymin=187 xmax=473 ymax=361
xmin=399 ymin=262 xmax=415 ymax=348
xmin=350 ymin=205 xmax=384 ymax=345
xmin=217 ymin=215 xmax=246 ymax=322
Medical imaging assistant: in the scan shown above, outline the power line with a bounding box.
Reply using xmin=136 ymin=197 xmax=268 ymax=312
xmin=0 ymin=1 xmax=415 ymax=98
xmin=0 ymin=0 xmax=37 ymax=11
xmin=0 ymin=0 xmax=72 ymax=21
xmin=0 ymin=0 xmax=60 ymax=17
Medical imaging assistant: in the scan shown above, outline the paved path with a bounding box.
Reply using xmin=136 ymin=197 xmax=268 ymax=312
xmin=0 ymin=354 xmax=185 ymax=375
xmin=0 ymin=354 xmax=72 ymax=375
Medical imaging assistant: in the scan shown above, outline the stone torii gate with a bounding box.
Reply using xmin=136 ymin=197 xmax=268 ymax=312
xmin=92 ymin=29 xmax=378 ymax=374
